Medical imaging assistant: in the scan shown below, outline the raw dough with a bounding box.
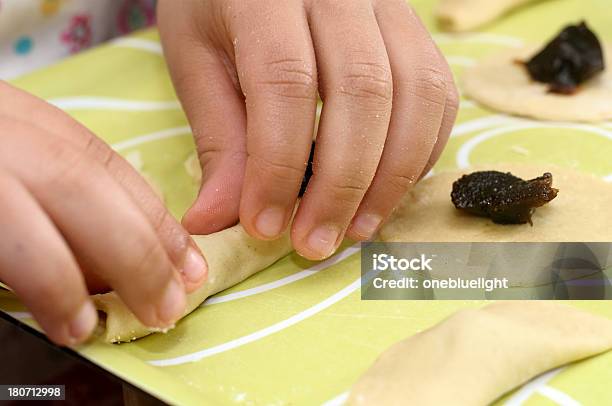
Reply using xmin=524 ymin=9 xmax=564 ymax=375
xmin=347 ymin=301 xmax=612 ymax=406
xmin=435 ymin=0 xmax=537 ymax=32
xmin=380 ymin=164 xmax=612 ymax=242
xmin=95 ymin=165 xmax=612 ymax=342
xmin=462 ymin=46 xmax=612 ymax=122
xmin=184 ymin=152 xmax=202 ymax=185
xmin=93 ymin=223 xmax=293 ymax=343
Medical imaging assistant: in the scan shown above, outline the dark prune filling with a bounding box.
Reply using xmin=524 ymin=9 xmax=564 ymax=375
xmin=524 ymin=21 xmax=605 ymax=94
xmin=451 ymin=171 xmax=558 ymax=225
xmin=299 ymin=141 xmax=315 ymax=197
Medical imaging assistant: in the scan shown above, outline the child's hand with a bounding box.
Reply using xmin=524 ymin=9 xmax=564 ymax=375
xmin=0 ymin=82 xmax=207 ymax=346
xmin=158 ymin=0 xmax=459 ymax=260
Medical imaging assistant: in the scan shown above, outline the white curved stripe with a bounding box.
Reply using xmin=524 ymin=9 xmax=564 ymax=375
xmin=48 ymin=97 xmax=180 ymax=111
xmin=537 ymin=386 xmax=582 ymax=406
xmin=5 ymin=311 xmax=32 ymax=320
xmin=149 ymin=278 xmax=361 ymax=366
xmin=111 ymin=126 xmax=192 ymax=152
xmin=446 ymin=56 xmax=476 ymax=67
xmin=321 ymin=382 xmax=580 ymax=406
xmin=203 ymin=243 xmax=361 ymax=306
xmin=434 ymin=33 xmax=524 ymax=48
xmin=111 ymin=38 xmax=163 ymax=54
xmin=451 ymin=115 xmax=521 ymax=137
xmin=604 ymin=174 xmax=612 ymax=182
xmin=321 ymin=391 xmax=349 ymax=406
xmin=456 ymin=123 xmax=612 ymax=168
xmin=504 ymin=368 xmax=564 ymax=406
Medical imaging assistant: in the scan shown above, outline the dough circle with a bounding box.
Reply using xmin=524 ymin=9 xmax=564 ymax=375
xmin=380 ymin=164 xmax=612 ymax=242
xmin=462 ymin=46 xmax=612 ymax=122
xmin=436 ymin=0 xmax=535 ymax=32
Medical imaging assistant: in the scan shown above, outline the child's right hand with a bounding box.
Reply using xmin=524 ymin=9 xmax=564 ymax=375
xmin=0 ymin=81 xmax=208 ymax=346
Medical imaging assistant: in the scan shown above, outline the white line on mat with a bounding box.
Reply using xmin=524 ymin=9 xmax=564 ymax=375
xmin=111 ymin=126 xmax=191 ymax=151
xmin=204 ymin=243 xmax=361 ymax=306
xmin=111 ymin=38 xmax=163 ymax=54
xmin=48 ymin=97 xmax=180 ymax=111
xmin=149 ymin=278 xmax=361 ymax=366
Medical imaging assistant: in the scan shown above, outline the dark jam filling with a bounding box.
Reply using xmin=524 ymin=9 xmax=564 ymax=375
xmin=451 ymin=171 xmax=559 ymax=225
xmin=299 ymin=142 xmax=315 ymax=197
xmin=525 ymin=21 xmax=605 ymax=94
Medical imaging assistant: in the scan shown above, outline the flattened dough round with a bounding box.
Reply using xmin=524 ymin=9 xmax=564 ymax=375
xmin=380 ymin=164 xmax=612 ymax=242
xmin=435 ymin=0 xmax=535 ymax=32
xmin=462 ymin=46 xmax=612 ymax=122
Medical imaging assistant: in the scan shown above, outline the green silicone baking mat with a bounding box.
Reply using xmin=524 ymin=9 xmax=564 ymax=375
xmin=1 ymin=0 xmax=612 ymax=404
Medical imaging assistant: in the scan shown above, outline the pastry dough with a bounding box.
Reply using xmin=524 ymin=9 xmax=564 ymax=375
xmin=93 ymin=223 xmax=293 ymax=343
xmin=347 ymin=301 xmax=612 ymax=406
xmin=380 ymin=164 xmax=612 ymax=242
xmin=462 ymin=46 xmax=612 ymax=122
xmin=435 ymin=0 xmax=536 ymax=32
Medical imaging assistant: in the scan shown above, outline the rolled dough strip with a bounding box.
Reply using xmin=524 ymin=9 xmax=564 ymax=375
xmin=93 ymin=223 xmax=293 ymax=343
xmin=348 ymin=301 xmax=612 ymax=406
xmin=462 ymin=46 xmax=612 ymax=122
xmin=435 ymin=0 xmax=537 ymax=32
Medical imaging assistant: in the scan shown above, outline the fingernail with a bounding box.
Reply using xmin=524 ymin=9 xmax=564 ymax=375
xmin=307 ymin=226 xmax=340 ymax=259
xmin=157 ymin=278 xmax=186 ymax=326
xmin=350 ymin=213 xmax=382 ymax=239
xmin=255 ymin=207 xmax=286 ymax=238
xmin=68 ymin=301 xmax=97 ymax=343
xmin=182 ymin=246 xmax=208 ymax=284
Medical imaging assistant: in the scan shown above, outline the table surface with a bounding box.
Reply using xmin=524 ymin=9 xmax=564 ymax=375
xmin=2 ymin=0 xmax=612 ymax=405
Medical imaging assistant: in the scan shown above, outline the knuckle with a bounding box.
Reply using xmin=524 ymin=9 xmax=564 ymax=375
xmin=84 ymin=133 xmax=117 ymax=170
xmin=130 ymin=237 xmax=172 ymax=283
xmin=151 ymin=207 xmax=173 ymax=234
xmin=379 ymin=167 xmax=418 ymax=195
xmin=323 ymin=172 xmax=370 ymax=204
xmin=337 ymin=61 xmax=393 ymax=106
xmin=258 ymin=58 xmax=317 ymax=101
xmin=445 ymin=80 xmax=460 ymax=113
xmin=42 ymin=141 xmax=89 ymax=188
xmin=406 ymin=67 xmax=448 ymax=106
xmin=249 ymin=151 xmax=305 ymax=185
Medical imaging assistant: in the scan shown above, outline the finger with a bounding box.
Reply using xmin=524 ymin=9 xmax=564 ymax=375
xmin=157 ymin=2 xmax=247 ymax=235
xmin=419 ymin=44 xmax=459 ymax=179
xmin=347 ymin=0 xmax=452 ymax=240
xmin=0 ymin=82 xmax=207 ymax=292
xmin=292 ymin=0 xmax=392 ymax=259
xmin=3 ymin=127 xmax=187 ymax=328
xmin=0 ymin=171 xmax=96 ymax=346
xmin=228 ymin=1 xmax=317 ymax=240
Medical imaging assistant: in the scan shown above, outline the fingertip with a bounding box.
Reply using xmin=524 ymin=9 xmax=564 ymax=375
xmin=67 ymin=300 xmax=98 ymax=345
xmin=39 ymin=299 xmax=98 ymax=347
xmin=156 ymin=277 xmax=187 ymax=327
xmin=182 ymin=184 xmax=241 ymax=235
xmin=180 ymin=245 xmax=208 ymax=293
xmin=292 ymin=222 xmax=342 ymax=261
xmin=253 ymin=207 xmax=287 ymax=239
xmin=346 ymin=213 xmax=383 ymax=241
